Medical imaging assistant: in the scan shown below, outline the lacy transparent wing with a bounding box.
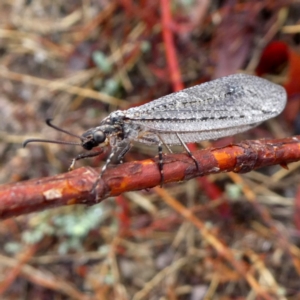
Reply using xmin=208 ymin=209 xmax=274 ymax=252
xmin=130 ymin=123 xmax=261 ymax=145
xmin=124 ymin=74 xmax=286 ymax=133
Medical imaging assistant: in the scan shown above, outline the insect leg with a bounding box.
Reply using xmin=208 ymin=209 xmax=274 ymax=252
xmin=156 ymin=133 xmax=172 ymax=154
xmin=69 ymin=150 xmax=104 ymax=171
xmin=135 ymin=131 xmax=167 ymax=186
xmin=101 ymin=150 xmax=115 ymax=176
xmin=175 ymin=133 xmax=200 ymax=171
xmin=91 ymin=139 xmax=131 ymax=193
xmin=114 ymin=139 xmax=131 ymax=164
xmin=91 ymin=148 xmax=117 ymax=193
xmin=142 ymin=133 xmax=165 ymax=186
xmin=156 ymin=133 xmax=176 ymax=186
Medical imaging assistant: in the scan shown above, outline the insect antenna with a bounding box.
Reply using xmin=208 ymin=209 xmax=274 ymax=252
xmin=45 ymin=119 xmax=83 ymax=140
xmin=23 ymin=119 xmax=83 ymax=148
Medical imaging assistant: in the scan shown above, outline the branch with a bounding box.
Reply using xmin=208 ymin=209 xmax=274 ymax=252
xmin=1 ymin=135 xmax=300 ymax=219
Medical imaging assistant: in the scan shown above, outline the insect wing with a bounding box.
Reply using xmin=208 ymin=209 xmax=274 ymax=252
xmin=124 ymin=74 xmax=287 ymax=135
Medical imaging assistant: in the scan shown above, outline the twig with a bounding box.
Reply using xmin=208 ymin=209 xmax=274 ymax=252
xmin=160 ymin=0 xmax=184 ymax=91
xmin=1 ymin=135 xmax=300 ymax=219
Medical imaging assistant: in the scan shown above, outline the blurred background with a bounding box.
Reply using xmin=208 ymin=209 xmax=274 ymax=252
xmin=0 ymin=0 xmax=300 ymax=299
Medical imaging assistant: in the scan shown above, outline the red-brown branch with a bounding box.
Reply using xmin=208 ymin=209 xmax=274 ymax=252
xmin=1 ymin=135 xmax=300 ymax=219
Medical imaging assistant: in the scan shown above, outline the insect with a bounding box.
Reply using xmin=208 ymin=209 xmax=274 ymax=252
xmin=23 ymin=74 xmax=287 ymax=190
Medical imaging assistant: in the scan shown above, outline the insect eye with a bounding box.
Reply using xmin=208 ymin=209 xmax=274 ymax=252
xmin=93 ymin=131 xmax=106 ymax=144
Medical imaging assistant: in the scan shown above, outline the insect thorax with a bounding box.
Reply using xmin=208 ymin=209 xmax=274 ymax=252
xmin=99 ymin=111 xmax=126 ymax=139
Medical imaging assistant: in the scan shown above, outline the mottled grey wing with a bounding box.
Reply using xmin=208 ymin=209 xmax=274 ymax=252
xmin=123 ymin=74 xmax=286 ymax=145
